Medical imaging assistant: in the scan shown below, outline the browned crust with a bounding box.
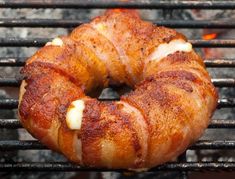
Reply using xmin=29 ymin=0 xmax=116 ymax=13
xmin=22 ymin=61 xmax=82 ymax=88
xmin=18 ymin=9 xmax=218 ymax=169
xmin=70 ymin=24 xmax=130 ymax=86
xmin=19 ymin=68 xmax=84 ymax=151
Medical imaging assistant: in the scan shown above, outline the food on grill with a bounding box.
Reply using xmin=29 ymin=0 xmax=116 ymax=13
xmin=18 ymin=9 xmax=218 ymax=169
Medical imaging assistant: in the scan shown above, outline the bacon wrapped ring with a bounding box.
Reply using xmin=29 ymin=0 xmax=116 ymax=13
xmin=18 ymin=9 xmax=218 ymax=169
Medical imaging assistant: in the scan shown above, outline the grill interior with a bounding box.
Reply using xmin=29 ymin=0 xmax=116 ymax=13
xmin=0 ymin=0 xmax=235 ymax=178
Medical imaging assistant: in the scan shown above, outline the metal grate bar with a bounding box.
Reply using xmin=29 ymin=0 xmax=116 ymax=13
xmin=0 ymin=38 xmax=48 ymax=47
xmin=1 ymin=119 xmax=234 ymax=129
xmin=178 ymin=153 xmax=188 ymax=179
xmin=0 ymin=57 xmax=234 ymax=68
xmin=0 ymin=119 xmax=21 ymax=128
xmin=217 ymin=99 xmax=235 ymax=108
xmin=0 ymin=140 xmax=234 ymax=151
xmin=204 ymin=59 xmax=235 ymax=68
xmin=209 ymin=119 xmax=235 ymax=128
xmin=1 ymin=38 xmax=234 ymax=48
xmin=0 ymin=98 xmax=233 ymax=109
xmin=1 ymin=78 xmax=233 ymax=87
xmin=1 ymin=0 xmax=235 ymax=9
xmin=0 ymin=162 xmax=234 ymax=171
xmin=0 ymin=140 xmax=46 ymax=150
xmin=1 ymin=19 xmax=235 ymax=29
xmin=0 ymin=99 xmax=18 ymax=109
xmin=0 ymin=57 xmax=25 ymax=66
xmin=211 ymin=79 xmax=235 ymax=87
xmin=0 ymin=78 xmax=20 ymax=87
xmin=191 ymin=141 xmax=235 ymax=150
xmin=190 ymin=40 xmax=235 ymax=48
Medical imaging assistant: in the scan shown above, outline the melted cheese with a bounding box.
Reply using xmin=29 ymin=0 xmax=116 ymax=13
xmin=94 ymin=23 xmax=108 ymax=32
xmin=19 ymin=80 xmax=27 ymax=105
xmin=149 ymin=39 xmax=192 ymax=62
xmin=66 ymin=100 xmax=85 ymax=130
xmin=45 ymin=37 xmax=63 ymax=47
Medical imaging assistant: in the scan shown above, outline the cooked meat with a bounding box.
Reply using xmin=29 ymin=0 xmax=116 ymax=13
xmin=18 ymin=9 xmax=218 ymax=169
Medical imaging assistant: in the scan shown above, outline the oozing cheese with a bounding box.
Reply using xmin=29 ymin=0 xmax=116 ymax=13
xmin=149 ymin=39 xmax=192 ymax=62
xmin=18 ymin=80 xmax=27 ymax=105
xmin=66 ymin=100 xmax=85 ymax=130
xmin=94 ymin=23 xmax=107 ymax=32
xmin=46 ymin=37 xmax=63 ymax=47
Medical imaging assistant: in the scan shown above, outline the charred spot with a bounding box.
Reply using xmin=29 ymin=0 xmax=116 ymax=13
xmin=81 ymin=120 xmax=103 ymax=165
xmin=23 ymin=61 xmax=82 ymax=88
xmin=55 ymin=49 xmax=73 ymax=62
xmin=57 ymin=105 xmax=68 ymax=121
xmin=140 ymin=47 xmax=144 ymax=52
xmin=171 ymin=80 xmax=194 ymax=93
xmin=166 ymin=51 xmax=192 ymax=64
xmin=19 ymin=101 xmax=30 ymax=121
xmin=107 ymin=103 xmax=142 ymax=153
xmin=157 ymin=70 xmax=197 ymax=82
xmin=81 ymin=101 xmax=112 ymax=154
xmin=162 ymin=35 xmax=175 ymax=43
xmin=19 ymin=74 xmax=52 ymax=120
xmin=149 ymin=84 xmax=172 ymax=107
xmin=155 ymin=26 xmax=185 ymax=43
xmin=83 ymin=99 xmax=101 ymax=120
xmin=134 ymin=79 xmax=177 ymax=108
xmin=82 ymin=120 xmax=106 ymax=139
xmin=135 ymin=75 xmax=156 ymax=89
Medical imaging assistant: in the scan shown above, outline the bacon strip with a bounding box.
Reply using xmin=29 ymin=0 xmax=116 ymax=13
xmin=18 ymin=9 xmax=218 ymax=169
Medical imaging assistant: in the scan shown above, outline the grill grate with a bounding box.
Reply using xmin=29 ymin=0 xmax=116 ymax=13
xmin=0 ymin=57 xmax=235 ymax=67
xmin=0 ymin=162 xmax=234 ymax=172
xmin=1 ymin=38 xmax=235 ymax=47
xmin=1 ymin=0 xmax=235 ymax=9
xmin=1 ymin=19 xmax=235 ymax=28
xmin=1 ymin=118 xmax=235 ymax=129
xmin=0 ymin=77 xmax=234 ymax=87
xmin=1 ymin=140 xmax=235 ymax=151
xmin=0 ymin=98 xmax=234 ymax=109
xmin=0 ymin=0 xmax=235 ymax=178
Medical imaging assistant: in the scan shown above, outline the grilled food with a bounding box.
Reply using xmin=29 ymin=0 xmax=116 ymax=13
xmin=18 ymin=9 xmax=218 ymax=169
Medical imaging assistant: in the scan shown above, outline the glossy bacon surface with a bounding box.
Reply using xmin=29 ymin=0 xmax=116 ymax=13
xmin=18 ymin=9 xmax=218 ymax=169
